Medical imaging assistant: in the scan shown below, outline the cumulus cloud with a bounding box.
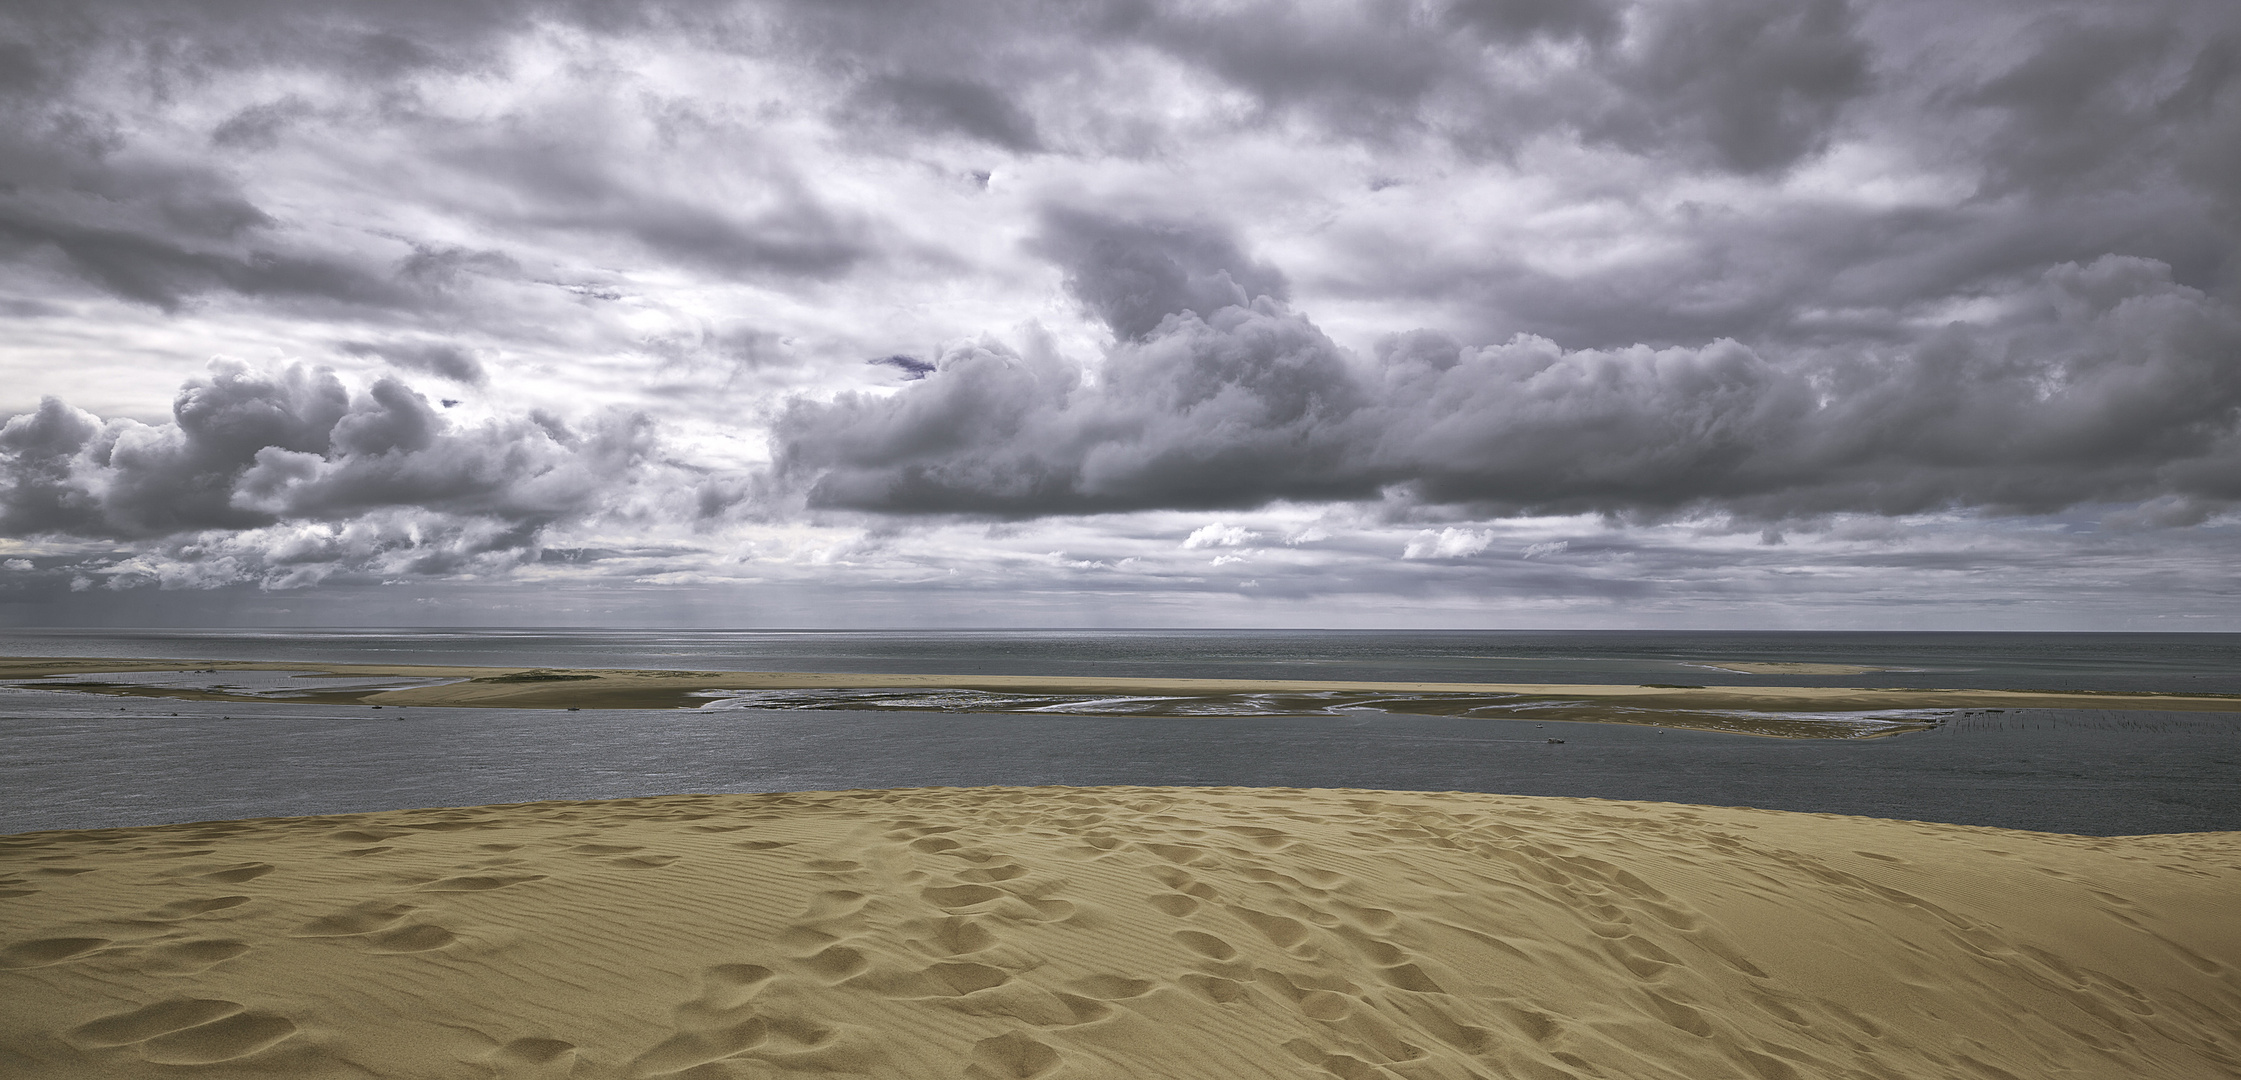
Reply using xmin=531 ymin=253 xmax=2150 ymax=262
xmin=780 ymin=217 xmax=2241 ymax=524
xmin=1030 ymin=208 xmax=1291 ymax=342
xmin=1403 ymin=528 xmax=1496 ymax=559
xmin=0 ymin=359 xmax=661 ymax=586
xmin=848 ymin=72 xmax=1044 ymax=151
xmin=1183 ymin=523 xmax=1260 ymax=549
xmin=3 ymin=0 xmax=2239 ymax=624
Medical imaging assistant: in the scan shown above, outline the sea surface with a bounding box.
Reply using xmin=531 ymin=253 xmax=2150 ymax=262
xmin=2 ymin=629 xmax=2236 ymax=836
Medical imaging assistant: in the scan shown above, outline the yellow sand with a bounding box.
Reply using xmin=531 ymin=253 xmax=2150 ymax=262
xmin=1693 ymin=662 xmax=1888 ymax=675
xmin=3 ymin=787 xmax=2236 ymax=1079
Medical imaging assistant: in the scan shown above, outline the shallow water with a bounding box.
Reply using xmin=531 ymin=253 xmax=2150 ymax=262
xmin=3 ymin=684 xmax=2234 ymax=836
xmin=4 ymin=627 xmax=2239 ymax=693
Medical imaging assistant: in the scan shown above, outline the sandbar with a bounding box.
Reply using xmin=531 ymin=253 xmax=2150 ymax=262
xmin=2 ymin=655 xmax=2237 ymax=739
xmin=2 ymin=786 xmax=2235 ymax=1078
xmin=1691 ymin=661 xmax=1892 ymax=675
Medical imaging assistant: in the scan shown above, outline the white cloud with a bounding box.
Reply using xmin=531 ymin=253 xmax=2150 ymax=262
xmin=1403 ymin=528 xmax=1496 ymax=560
xmin=1183 ymin=523 xmax=1260 ymax=549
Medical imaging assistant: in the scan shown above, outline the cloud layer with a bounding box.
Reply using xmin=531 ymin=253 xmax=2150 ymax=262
xmin=0 ymin=361 xmax=662 ymax=587
xmin=782 ymin=214 xmax=2241 ymax=524
xmin=1 ymin=0 xmax=2237 ymax=624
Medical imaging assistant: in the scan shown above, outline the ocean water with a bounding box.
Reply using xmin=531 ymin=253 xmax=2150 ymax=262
xmin=4 ymin=627 xmax=2240 ymax=692
xmin=2 ymin=629 xmax=2236 ymax=836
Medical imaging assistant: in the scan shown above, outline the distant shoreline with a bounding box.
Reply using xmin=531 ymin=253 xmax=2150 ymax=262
xmin=5 ymin=655 xmax=2238 ymax=740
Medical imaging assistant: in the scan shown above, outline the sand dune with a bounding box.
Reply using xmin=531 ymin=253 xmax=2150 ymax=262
xmin=3 ymin=787 xmax=2237 ymax=1078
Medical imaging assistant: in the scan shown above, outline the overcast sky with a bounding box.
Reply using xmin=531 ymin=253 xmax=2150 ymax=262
xmin=2 ymin=0 xmax=2238 ymax=629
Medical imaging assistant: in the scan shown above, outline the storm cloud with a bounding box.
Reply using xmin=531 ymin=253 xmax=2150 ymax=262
xmin=0 ymin=361 xmax=659 ymax=586
xmin=0 ymin=0 xmax=2236 ymax=624
xmin=781 ymin=213 xmax=2241 ymax=522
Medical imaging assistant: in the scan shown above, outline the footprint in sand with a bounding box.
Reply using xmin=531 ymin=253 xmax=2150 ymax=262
xmin=1230 ymin=907 xmax=1314 ymax=951
xmin=1258 ymin=970 xmax=1355 ymax=1021
xmin=1138 ymin=842 xmax=1217 ymax=867
xmin=628 ymin=965 xmax=778 ymax=1077
xmin=1331 ymin=925 xmax=1405 ymax=966
xmin=291 ymin=901 xmax=415 ymax=937
xmin=67 ymin=998 xmax=299 ymax=1065
xmin=778 ymin=895 xmax=874 ymax=982
xmin=796 ymin=944 xmax=870 ymax=981
xmin=1217 ymin=825 xmax=1296 ymax=850
xmin=418 ymin=873 xmax=546 ymax=891
xmin=0 ymin=936 xmax=109 ymax=968
xmin=192 ymin=862 xmax=275 ymax=884
xmin=329 ymin=829 xmax=411 ymax=843
xmin=923 ymin=961 xmax=1011 ymax=995
xmin=923 ymin=884 xmax=1006 ymax=910
xmin=1173 ymin=930 xmax=1238 ymax=960
xmin=956 ymin=863 xmax=1031 ymax=883
xmin=674 ymin=964 xmax=775 ymax=1023
xmin=139 ymin=1012 xmax=300 ymax=1065
xmin=366 ymin=924 xmax=457 ymax=953
xmin=904 ymin=916 xmax=998 ymax=956
xmin=1376 ymin=963 xmax=1445 ymax=993
xmin=489 ymin=1036 xmax=577 ymax=1080
xmin=1333 ymin=901 xmax=1398 ymax=931
xmin=567 ymin=843 xmax=644 ymax=855
xmin=967 ymin=1031 xmax=1063 ymax=1080
xmin=397 ymin=817 xmax=497 ymax=833
xmin=628 ymin=1024 xmax=771 ymax=1078
xmin=1180 ymin=973 xmax=1253 ymax=1003
xmin=69 ymin=999 xmax=243 ymax=1047
xmin=1067 ymin=974 xmax=1153 ymax=1000
xmin=1151 ymin=868 xmax=1220 ymax=900
xmin=143 ymin=939 xmax=252 ymax=974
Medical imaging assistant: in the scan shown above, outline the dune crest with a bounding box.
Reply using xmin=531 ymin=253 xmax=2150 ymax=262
xmin=3 ymin=787 xmax=2237 ymax=1078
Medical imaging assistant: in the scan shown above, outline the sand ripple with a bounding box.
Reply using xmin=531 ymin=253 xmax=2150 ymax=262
xmin=2 ymin=787 xmax=2237 ymax=1078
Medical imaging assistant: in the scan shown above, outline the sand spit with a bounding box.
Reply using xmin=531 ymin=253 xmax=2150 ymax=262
xmin=2 ymin=787 xmax=2236 ymax=1079
xmin=4 ymin=656 xmax=2239 ymax=739
xmin=1691 ymin=662 xmax=1891 ymax=676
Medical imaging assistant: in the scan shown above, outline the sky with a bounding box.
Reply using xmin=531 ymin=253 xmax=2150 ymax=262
xmin=1 ymin=0 xmax=2238 ymax=629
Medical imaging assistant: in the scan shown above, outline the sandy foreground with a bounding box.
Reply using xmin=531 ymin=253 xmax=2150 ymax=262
xmin=2 ymin=787 xmax=2236 ymax=1079
xmin=5 ymin=656 xmax=2239 ymax=738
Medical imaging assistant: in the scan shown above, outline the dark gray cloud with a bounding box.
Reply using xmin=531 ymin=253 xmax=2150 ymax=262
xmin=0 ymin=362 xmax=655 ymax=584
xmin=0 ymin=96 xmax=404 ymax=311
xmin=868 ymin=354 xmax=936 ymax=380
xmin=4 ymin=0 xmax=2239 ymax=620
xmin=209 ymin=96 xmax=316 ymax=151
xmin=849 ymin=73 xmax=1044 ymax=151
xmin=780 ymin=218 xmax=2241 ymax=521
xmin=1597 ymin=0 xmax=1871 ymax=174
xmin=1961 ymin=16 xmax=2196 ymax=195
xmin=1031 ymin=208 xmax=1290 ymax=341
xmin=338 ymin=340 xmax=487 ymax=385
xmin=1446 ymin=0 xmax=1623 ymax=46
